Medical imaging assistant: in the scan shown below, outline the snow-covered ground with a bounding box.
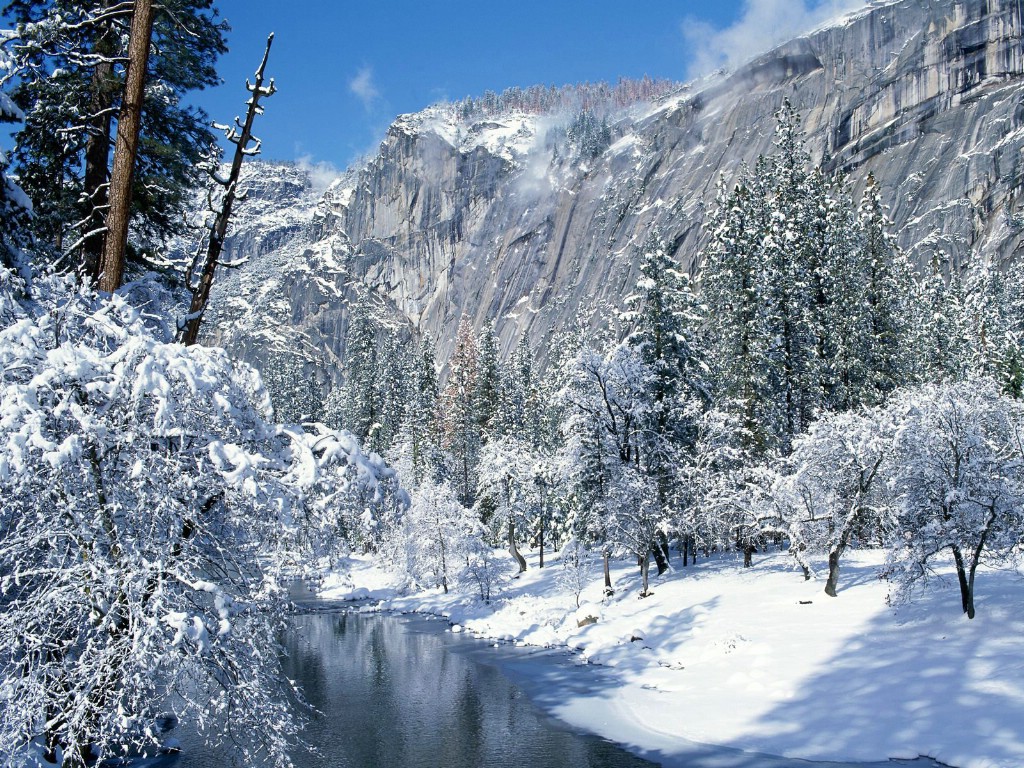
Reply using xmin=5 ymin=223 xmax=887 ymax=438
xmin=322 ymin=548 xmax=1024 ymax=768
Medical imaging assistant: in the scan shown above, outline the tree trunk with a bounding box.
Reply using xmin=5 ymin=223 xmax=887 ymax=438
xmin=98 ymin=0 xmax=155 ymax=292
xmin=824 ymin=549 xmax=842 ymax=597
xmin=653 ymin=530 xmax=670 ymax=575
xmin=82 ymin=2 xmax=116 ymax=283
xmin=951 ymin=545 xmax=972 ymax=616
xmin=179 ymin=34 xmax=275 ymax=345
xmin=743 ymin=543 xmax=755 ymax=568
xmin=508 ymin=519 xmax=527 ymax=574
xmin=538 ymin=513 xmax=545 ymax=569
xmin=824 ymin=530 xmax=851 ymax=597
xmin=682 ymin=535 xmax=689 ymax=567
xmin=603 ymin=549 xmax=614 ymax=595
xmin=639 ymin=551 xmax=651 ymax=597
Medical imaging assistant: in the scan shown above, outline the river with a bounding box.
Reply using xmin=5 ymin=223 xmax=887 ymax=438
xmin=165 ymin=609 xmax=948 ymax=768
xmin=168 ymin=610 xmax=657 ymax=768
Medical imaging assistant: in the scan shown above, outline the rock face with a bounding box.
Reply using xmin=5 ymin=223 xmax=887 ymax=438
xmin=206 ymin=0 xmax=1024 ymax=378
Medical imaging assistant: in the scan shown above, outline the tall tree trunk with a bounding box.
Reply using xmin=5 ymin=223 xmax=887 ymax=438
xmin=82 ymin=2 xmax=116 ymax=283
xmin=98 ymin=0 xmax=155 ymax=292
xmin=682 ymin=535 xmax=689 ymax=567
xmin=508 ymin=519 xmax=527 ymax=574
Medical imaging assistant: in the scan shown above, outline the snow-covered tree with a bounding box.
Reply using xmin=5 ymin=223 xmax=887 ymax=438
xmin=401 ymin=480 xmax=479 ymax=593
xmin=911 ymin=256 xmax=972 ymax=384
xmin=702 ymin=105 xmax=913 ymax=455
xmin=884 ymin=379 xmax=1024 ymax=618
xmin=784 ymin=406 xmax=898 ymax=595
xmin=440 ymin=316 xmax=481 ymax=506
xmin=475 ymin=320 xmax=503 ymax=441
xmin=283 ymin=424 xmax=408 ymax=574
xmin=0 ymin=278 xmax=299 ymax=766
xmin=476 ymin=435 xmax=535 ymax=573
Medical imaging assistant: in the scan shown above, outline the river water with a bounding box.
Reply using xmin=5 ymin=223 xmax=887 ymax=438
xmin=168 ymin=610 xmax=656 ymax=768
xmin=165 ymin=610 xmax=948 ymax=768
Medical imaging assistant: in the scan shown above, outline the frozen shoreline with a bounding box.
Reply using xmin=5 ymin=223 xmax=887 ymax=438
xmin=324 ymin=549 xmax=1024 ymax=768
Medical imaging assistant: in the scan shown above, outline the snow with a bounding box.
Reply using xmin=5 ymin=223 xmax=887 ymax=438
xmin=332 ymin=548 xmax=1024 ymax=768
xmin=395 ymin=106 xmax=542 ymax=164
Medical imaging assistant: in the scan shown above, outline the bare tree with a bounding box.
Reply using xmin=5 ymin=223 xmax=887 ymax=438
xmin=180 ymin=33 xmax=276 ymax=346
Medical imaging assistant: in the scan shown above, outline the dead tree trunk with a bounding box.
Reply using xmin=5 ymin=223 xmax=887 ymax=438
xmin=180 ymin=34 xmax=276 ymax=345
xmin=98 ymin=0 xmax=155 ymax=292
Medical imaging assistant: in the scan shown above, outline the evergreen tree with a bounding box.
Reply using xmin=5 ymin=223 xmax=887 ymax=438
xmin=340 ymin=299 xmax=381 ymax=446
xmin=702 ymin=103 xmax=913 ymax=456
xmin=440 ymin=316 xmax=481 ymax=506
xmin=913 ymin=256 xmax=971 ymax=383
xmin=624 ymin=234 xmax=706 ymax=571
xmin=474 ymin=320 xmax=502 ymax=441
xmin=854 ymin=174 xmax=914 ymax=403
xmin=4 ymin=0 xmax=227 ymax=274
xmin=405 ymin=335 xmax=443 ymax=484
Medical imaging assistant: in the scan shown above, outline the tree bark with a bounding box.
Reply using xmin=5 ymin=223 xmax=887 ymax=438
xmin=640 ymin=551 xmax=651 ymax=597
xmin=538 ymin=511 xmax=545 ymax=568
xmin=743 ymin=542 xmax=755 ymax=568
xmin=508 ymin=519 xmax=527 ymax=574
xmin=952 ymin=545 xmax=972 ymax=617
xmin=603 ymin=549 xmax=614 ymax=595
xmin=824 ymin=549 xmax=841 ymax=597
xmin=82 ymin=1 xmax=117 ymax=283
xmin=98 ymin=0 xmax=155 ymax=292
xmin=653 ymin=530 xmax=670 ymax=575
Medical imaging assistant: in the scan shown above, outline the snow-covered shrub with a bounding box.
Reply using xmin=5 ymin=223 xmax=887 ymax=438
xmin=0 ymin=284 xmax=300 ymax=766
xmin=282 ymin=423 xmax=408 ymax=575
xmin=557 ymin=537 xmax=593 ymax=608
xmin=463 ymin=539 xmax=504 ymax=603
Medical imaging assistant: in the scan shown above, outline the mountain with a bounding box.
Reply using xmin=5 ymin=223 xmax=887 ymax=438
xmin=200 ymin=0 xmax=1024 ymax=382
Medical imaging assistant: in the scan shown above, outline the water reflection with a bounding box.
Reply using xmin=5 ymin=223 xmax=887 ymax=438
xmin=169 ymin=611 xmax=656 ymax=768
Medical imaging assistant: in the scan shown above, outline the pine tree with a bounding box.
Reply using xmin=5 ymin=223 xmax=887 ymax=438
xmin=440 ymin=317 xmax=481 ymax=507
xmin=340 ymin=298 xmax=381 ymax=445
xmin=913 ymin=256 xmax=971 ymax=383
xmin=855 ymin=174 xmax=914 ymax=403
xmin=624 ymin=234 xmax=706 ymax=571
xmin=405 ymin=335 xmax=442 ymax=484
xmin=5 ymin=0 xmax=227 ymax=275
xmin=474 ymin=320 xmax=502 ymax=441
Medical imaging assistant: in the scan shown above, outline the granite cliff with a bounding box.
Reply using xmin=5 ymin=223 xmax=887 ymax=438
xmin=200 ymin=0 xmax=1024 ymax=380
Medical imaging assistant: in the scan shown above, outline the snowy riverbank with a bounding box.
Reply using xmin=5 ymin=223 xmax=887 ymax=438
xmin=322 ymin=549 xmax=1024 ymax=768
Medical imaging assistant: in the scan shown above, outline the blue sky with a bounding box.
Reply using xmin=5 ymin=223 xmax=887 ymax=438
xmin=190 ymin=0 xmax=864 ymax=172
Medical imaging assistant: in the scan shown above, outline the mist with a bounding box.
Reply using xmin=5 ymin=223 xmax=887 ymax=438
xmin=684 ymin=0 xmax=870 ymax=79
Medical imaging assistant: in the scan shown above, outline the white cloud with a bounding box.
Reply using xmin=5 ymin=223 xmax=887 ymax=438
xmin=295 ymin=153 xmax=342 ymax=194
xmin=348 ymin=66 xmax=380 ymax=110
xmin=683 ymin=0 xmax=867 ymax=79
